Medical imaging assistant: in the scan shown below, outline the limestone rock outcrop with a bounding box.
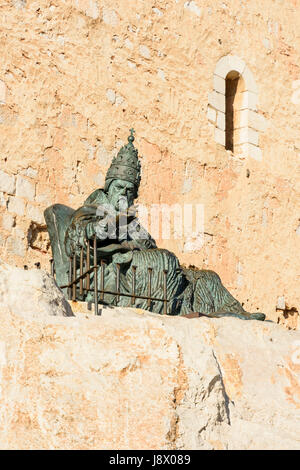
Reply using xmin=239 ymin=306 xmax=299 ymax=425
xmin=0 ymin=266 xmax=299 ymax=449
xmin=0 ymin=262 xmax=73 ymax=319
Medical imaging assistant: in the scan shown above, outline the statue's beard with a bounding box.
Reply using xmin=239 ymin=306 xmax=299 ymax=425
xmin=118 ymin=196 xmax=129 ymax=212
xmin=111 ymin=195 xmax=129 ymax=213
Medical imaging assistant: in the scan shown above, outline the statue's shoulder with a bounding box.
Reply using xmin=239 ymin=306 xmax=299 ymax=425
xmin=84 ymin=188 xmax=107 ymax=205
xmin=66 ymin=189 xmax=108 ymax=228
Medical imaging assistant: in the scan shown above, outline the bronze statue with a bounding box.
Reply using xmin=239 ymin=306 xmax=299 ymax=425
xmin=44 ymin=130 xmax=265 ymax=321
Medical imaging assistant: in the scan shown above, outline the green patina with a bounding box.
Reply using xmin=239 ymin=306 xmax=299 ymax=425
xmin=44 ymin=129 xmax=265 ymax=321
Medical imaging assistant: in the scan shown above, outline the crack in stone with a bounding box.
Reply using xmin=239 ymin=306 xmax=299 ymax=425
xmin=212 ymin=350 xmax=232 ymax=426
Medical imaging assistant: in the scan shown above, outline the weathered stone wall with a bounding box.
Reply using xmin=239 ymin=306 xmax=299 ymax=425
xmin=0 ymin=0 xmax=299 ymax=326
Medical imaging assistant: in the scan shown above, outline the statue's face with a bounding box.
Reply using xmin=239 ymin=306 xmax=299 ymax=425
xmin=107 ymin=179 xmax=136 ymax=212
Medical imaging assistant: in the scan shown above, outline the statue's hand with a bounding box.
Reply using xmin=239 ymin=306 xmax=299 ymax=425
xmin=86 ymin=221 xmax=96 ymax=240
xmin=86 ymin=216 xmax=117 ymax=241
xmin=116 ymin=208 xmax=136 ymax=227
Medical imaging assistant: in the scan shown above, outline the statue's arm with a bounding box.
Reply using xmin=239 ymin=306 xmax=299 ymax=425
xmin=84 ymin=188 xmax=101 ymax=205
xmin=124 ymin=215 xmax=157 ymax=249
xmin=64 ymin=203 xmax=108 ymax=256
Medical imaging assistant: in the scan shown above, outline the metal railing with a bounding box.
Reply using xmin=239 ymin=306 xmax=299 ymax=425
xmin=50 ymin=235 xmax=169 ymax=316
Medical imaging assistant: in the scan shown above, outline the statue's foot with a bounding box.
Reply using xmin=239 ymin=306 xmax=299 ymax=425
xmin=248 ymin=312 xmax=266 ymax=321
xmin=182 ymin=311 xmax=266 ymax=321
xmin=203 ymin=311 xmax=266 ymax=321
xmin=235 ymin=311 xmax=266 ymax=321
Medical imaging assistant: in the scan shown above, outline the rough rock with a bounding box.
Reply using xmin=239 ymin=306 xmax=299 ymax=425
xmin=0 ymin=267 xmax=299 ymax=450
xmin=0 ymin=262 xmax=73 ymax=320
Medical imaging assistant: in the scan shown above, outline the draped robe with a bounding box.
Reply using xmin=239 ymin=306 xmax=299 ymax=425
xmin=64 ymin=188 xmax=265 ymax=320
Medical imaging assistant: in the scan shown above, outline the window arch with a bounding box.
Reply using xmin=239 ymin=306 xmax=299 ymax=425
xmin=207 ymin=55 xmax=267 ymax=161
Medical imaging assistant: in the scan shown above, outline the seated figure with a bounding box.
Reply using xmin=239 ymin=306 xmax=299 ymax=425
xmin=45 ymin=130 xmax=265 ymax=321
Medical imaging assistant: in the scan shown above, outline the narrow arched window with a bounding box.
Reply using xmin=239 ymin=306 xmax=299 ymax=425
xmin=225 ymin=71 xmax=245 ymax=153
xmin=207 ymin=55 xmax=266 ymax=161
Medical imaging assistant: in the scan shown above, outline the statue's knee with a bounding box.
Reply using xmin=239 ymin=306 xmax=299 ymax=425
xmin=199 ymin=269 xmax=222 ymax=285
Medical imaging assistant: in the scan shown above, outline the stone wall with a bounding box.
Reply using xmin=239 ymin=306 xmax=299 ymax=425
xmin=0 ymin=0 xmax=299 ymax=326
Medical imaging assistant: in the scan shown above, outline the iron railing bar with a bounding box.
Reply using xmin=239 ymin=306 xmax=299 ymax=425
xmin=50 ymin=259 xmax=55 ymax=277
xmin=80 ymin=247 xmax=84 ymax=296
xmin=100 ymin=260 xmax=105 ymax=302
xmin=56 ymin=254 xmax=169 ymax=310
xmin=86 ymin=240 xmax=90 ymax=292
xmin=72 ymin=254 xmax=77 ymax=301
xmin=68 ymin=257 xmax=72 ymax=300
xmin=93 ymin=235 xmax=99 ymax=315
xmin=60 ymin=265 xmax=97 ymax=288
xmin=60 ymin=285 xmax=169 ymax=303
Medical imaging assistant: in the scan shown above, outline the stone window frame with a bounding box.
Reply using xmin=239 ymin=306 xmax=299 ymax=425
xmin=207 ymin=55 xmax=267 ymax=161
